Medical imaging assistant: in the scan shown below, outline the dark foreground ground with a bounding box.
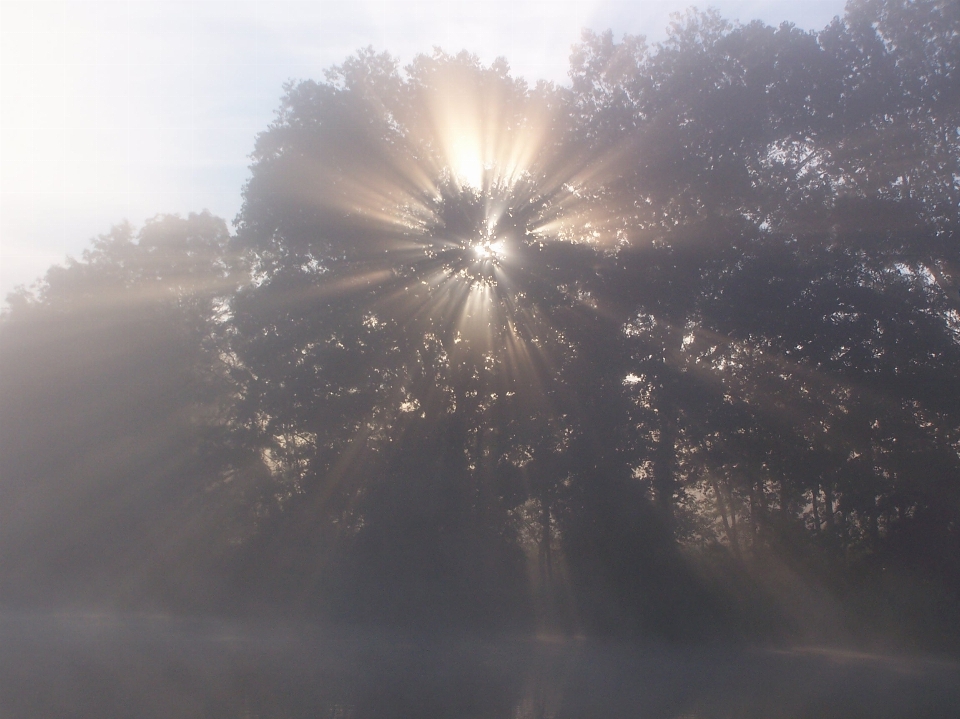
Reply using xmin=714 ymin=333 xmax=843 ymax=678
xmin=0 ymin=613 xmax=958 ymax=719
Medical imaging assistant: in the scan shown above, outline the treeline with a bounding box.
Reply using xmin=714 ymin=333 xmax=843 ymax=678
xmin=2 ymin=0 xmax=959 ymax=650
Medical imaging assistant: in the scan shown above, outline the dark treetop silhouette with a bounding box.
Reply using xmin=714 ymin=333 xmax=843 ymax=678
xmin=2 ymin=0 xmax=959 ymax=654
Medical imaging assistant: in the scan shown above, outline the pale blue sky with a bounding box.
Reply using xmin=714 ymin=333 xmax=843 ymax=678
xmin=0 ymin=0 xmax=847 ymax=296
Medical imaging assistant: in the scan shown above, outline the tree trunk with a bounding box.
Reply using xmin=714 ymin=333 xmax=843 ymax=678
xmin=811 ymin=487 xmax=821 ymax=534
xmin=822 ymin=482 xmax=835 ymax=537
xmin=710 ymin=476 xmax=740 ymax=558
xmin=728 ymin=497 xmax=741 ymax=557
xmin=540 ymin=496 xmax=553 ymax=583
xmin=653 ymin=408 xmax=677 ymax=532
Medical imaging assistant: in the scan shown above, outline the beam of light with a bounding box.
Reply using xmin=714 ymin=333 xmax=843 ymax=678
xmin=238 ymin=57 xmax=677 ymax=635
xmin=410 ymin=56 xmax=552 ymax=195
xmin=246 ymin=75 xmax=644 ymax=581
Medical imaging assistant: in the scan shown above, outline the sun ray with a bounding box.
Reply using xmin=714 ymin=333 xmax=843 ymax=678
xmin=234 ymin=55 xmax=653 ymax=635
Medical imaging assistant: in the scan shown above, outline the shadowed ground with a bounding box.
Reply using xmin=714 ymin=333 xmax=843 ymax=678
xmin=1 ymin=613 xmax=958 ymax=718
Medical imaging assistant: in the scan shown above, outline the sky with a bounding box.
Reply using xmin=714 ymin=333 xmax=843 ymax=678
xmin=0 ymin=0 xmax=848 ymax=297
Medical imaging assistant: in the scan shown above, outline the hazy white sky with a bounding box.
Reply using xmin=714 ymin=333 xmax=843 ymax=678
xmin=0 ymin=0 xmax=847 ymax=296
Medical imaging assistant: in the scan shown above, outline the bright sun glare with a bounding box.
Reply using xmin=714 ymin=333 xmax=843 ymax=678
xmin=472 ymin=239 xmax=506 ymax=261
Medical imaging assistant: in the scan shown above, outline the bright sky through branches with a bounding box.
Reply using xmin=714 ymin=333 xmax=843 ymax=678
xmin=0 ymin=0 xmax=845 ymax=297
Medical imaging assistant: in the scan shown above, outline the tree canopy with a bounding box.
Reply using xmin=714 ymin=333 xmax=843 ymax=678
xmin=2 ymin=0 xmax=959 ymax=649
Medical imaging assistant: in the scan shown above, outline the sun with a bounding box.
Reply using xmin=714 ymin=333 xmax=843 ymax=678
xmin=472 ymin=239 xmax=506 ymax=261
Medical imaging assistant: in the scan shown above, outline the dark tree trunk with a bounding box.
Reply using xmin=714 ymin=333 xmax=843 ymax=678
xmin=822 ymin=482 xmax=835 ymax=537
xmin=653 ymin=409 xmax=677 ymax=532
xmin=811 ymin=487 xmax=821 ymax=534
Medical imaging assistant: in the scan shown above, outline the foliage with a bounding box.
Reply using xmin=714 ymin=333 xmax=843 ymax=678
xmin=2 ymin=0 xmax=959 ymax=647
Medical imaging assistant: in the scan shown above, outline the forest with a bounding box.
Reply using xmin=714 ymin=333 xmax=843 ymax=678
xmin=2 ymin=0 xmax=959 ymax=656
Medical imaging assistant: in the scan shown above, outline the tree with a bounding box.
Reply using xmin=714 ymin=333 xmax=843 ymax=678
xmin=2 ymin=1 xmax=958 ymax=648
xmin=0 ymin=213 xmax=247 ymax=610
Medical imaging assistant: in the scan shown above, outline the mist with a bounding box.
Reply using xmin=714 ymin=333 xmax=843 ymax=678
xmin=2 ymin=2 xmax=960 ymax=716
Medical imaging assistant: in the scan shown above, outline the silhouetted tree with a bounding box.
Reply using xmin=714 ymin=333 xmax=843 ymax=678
xmin=2 ymin=0 xmax=958 ymax=648
xmin=0 ymin=213 xmax=248 ymax=610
